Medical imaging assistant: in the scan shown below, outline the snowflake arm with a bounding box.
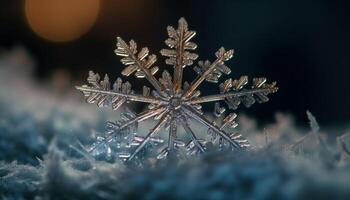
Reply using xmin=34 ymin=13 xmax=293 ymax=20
xmin=88 ymin=106 xmax=167 ymax=153
xmin=115 ymin=37 xmax=167 ymax=97
xmin=160 ymin=17 xmax=198 ymax=94
xmin=127 ymin=114 xmax=171 ymax=161
xmin=182 ymin=123 xmax=205 ymax=153
xmin=182 ymin=47 xmax=234 ymax=99
xmin=189 ymin=88 xmax=275 ymax=104
xmin=76 ymin=71 xmax=166 ymax=109
xmin=182 ymin=105 xmax=241 ymax=149
xmin=189 ymin=77 xmax=278 ymax=106
xmin=76 ymin=85 xmax=165 ymax=104
xmin=168 ymin=121 xmax=177 ymax=151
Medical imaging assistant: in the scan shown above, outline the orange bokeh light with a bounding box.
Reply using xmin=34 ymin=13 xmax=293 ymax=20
xmin=25 ymin=0 xmax=100 ymax=42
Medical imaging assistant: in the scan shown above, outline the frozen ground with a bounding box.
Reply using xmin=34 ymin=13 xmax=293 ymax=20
xmin=0 ymin=47 xmax=350 ymax=199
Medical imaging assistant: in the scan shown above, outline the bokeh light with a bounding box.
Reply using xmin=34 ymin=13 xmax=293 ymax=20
xmin=25 ymin=0 xmax=100 ymax=42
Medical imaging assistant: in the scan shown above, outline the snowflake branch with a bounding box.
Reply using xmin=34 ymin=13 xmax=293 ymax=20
xmin=89 ymin=106 xmax=167 ymax=153
xmin=115 ymin=37 xmax=167 ymax=97
xmin=181 ymin=106 xmax=241 ymax=149
xmin=189 ymin=88 xmax=276 ymax=104
xmin=127 ymin=114 xmax=171 ymax=161
xmin=182 ymin=47 xmax=234 ymax=99
xmin=76 ymin=86 xmax=166 ymax=104
xmin=189 ymin=77 xmax=278 ymax=110
xmin=168 ymin=120 xmax=177 ymax=150
xmin=182 ymin=123 xmax=205 ymax=153
xmin=160 ymin=18 xmax=198 ymax=94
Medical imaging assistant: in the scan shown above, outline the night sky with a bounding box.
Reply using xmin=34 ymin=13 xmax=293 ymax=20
xmin=1 ymin=0 xmax=350 ymax=126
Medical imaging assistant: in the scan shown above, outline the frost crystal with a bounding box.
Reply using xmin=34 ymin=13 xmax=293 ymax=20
xmin=76 ymin=18 xmax=278 ymax=162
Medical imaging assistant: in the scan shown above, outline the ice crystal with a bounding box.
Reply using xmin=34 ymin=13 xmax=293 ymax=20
xmin=76 ymin=18 xmax=278 ymax=162
xmin=88 ymin=108 xmax=164 ymax=162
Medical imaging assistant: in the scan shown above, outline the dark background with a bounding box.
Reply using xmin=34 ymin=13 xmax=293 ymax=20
xmin=1 ymin=0 xmax=349 ymax=126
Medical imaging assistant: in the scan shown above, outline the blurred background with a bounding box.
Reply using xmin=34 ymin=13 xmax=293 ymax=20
xmin=0 ymin=0 xmax=350 ymax=127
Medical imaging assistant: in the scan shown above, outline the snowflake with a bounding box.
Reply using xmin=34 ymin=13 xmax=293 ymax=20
xmin=76 ymin=18 xmax=278 ymax=162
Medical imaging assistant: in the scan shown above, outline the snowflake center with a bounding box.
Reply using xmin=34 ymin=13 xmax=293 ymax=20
xmin=169 ymin=97 xmax=182 ymax=110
